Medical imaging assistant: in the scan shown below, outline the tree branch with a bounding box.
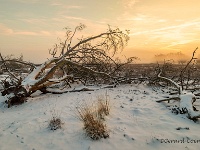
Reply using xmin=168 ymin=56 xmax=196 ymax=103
xmin=0 ymin=53 xmax=21 ymax=83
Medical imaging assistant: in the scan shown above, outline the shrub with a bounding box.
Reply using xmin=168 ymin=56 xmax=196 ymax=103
xmin=48 ymin=110 xmax=63 ymax=130
xmin=97 ymin=95 xmax=110 ymax=120
xmin=76 ymin=102 xmax=109 ymax=140
xmin=49 ymin=116 xmax=62 ymax=130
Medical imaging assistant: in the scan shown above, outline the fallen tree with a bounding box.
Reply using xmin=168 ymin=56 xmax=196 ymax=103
xmin=1 ymin=24 xmax=135 ymax=107
xmin=156 ymin=71 xmax=199 ymax=120
xmin=156 ymin=47 xmax=200 ymax=120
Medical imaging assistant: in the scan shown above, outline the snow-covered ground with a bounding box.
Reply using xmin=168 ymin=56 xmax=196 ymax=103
xmin=0 ymin=84 xmax=200 ymax=150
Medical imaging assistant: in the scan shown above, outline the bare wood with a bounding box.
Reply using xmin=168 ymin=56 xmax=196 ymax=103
xmin=179 ymin=47 xmax=198 ymax=90
xmin=157 ymin=71 xmax=182 ymax=94
xmin=0 ymin=60 xmax=37 ymax=69
xmin=0 ymin=53 xmax=21 ymax=83
xmin=156 ymin=97 xmax=180 ymax=103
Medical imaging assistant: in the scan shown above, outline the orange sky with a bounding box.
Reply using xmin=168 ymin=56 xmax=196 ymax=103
xmin=0 ymin=0 xmax=200 ymax=63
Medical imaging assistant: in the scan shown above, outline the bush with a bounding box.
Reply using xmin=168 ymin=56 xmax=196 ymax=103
xmin=49 ymin=116 xmax=62 ymax=130
xmin=76 ymin=99 xmax=110 ymax=140
xmin=48 ymin=110 xmax=63 ymax=130
xmin=97 ymin=95 xmax=110 ymax=120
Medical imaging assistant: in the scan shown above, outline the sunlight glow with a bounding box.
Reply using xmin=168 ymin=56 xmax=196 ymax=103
xmin=0 ymin=0 xmax=199 ymax=63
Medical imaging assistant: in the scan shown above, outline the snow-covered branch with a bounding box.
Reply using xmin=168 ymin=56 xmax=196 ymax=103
xmin=157 ymin=71 xmax=182 ymax=94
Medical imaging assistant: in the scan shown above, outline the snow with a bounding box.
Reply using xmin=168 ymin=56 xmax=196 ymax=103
xmin=21 ymin=58 xmax=57 ymax=92
xmin=180 ymin=92 xmax=200 ymax=118
xmin=0 ymin=84 xmax=200 ymax=150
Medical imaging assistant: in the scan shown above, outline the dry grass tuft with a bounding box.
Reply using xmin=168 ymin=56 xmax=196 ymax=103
xmin=97 ymin=95 xmax=110 ymax=119
xmin=49 ymin=116 xmax=62 ymax=130
xmin=76 ymin=102 xmax=109 ymax=140
xmin=48 ymin=109 xmax=63 ymax=131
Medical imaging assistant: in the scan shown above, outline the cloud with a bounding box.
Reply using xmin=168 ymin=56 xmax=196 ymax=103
xmin=50 ymin=2 xmax=62 ymax=6
xmin=40 ymin=31 xmax=51 ymax=36
xmin=21 ymin=18 xmax=49 ymax=25
xmin=130 ymin=19 xmax=200 ymax=36
xmin=0 ymin=23 xmax=52 ymax=36
xmin=15 ymin=0 xmax=40 ymax=4
xmin=15 ymin=30 xmax=53 ymax=36
xmin=123 ymin=0 xmax=138 ymax=9
xmin=166 ymin=40 xmax=194 ymax=48
xmin=15 ymin=31 xmax=39 ymax=36
xmin=63 ymin=16 xmax=86 ymax=21
xmin=124 ymin=17 xmax=200 ymax=53
xmin=152 ymin=20 xmax=200 ymax=32
xmin=125 ymin=14 xmax=147 ymax=21
xmin=63 ymin=5 xmax=82 ymax=9
xmin=50 ymin=2 xmax=82 ymax=9
xmin=0 ymin=24 xmax=13 ymax=35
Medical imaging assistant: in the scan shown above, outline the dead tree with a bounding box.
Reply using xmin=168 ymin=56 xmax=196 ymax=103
xmin=178 ymin=47 xmax=198 ymax=90
xmin=156 ymin=70 xmax=200 ymax=120
xmin=1 ymin=24 xmax=132 ymax=107
xmin=156 ymin=47 xmax=200 ymax=120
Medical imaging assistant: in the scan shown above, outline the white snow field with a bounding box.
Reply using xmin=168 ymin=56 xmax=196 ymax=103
xmin=0 ymin=84 xmax=200 ymax=150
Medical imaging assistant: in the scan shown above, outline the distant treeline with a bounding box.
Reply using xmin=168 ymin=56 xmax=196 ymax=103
xmin=154 ymin=52 xmax=190 ymax=64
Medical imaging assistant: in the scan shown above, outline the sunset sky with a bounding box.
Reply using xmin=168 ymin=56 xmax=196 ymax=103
xmin=0 ymin=0 xmax=200 ymax=63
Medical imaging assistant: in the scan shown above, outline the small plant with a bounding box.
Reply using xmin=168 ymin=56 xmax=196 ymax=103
xmin=48 ymin=109 xmax=63 ymax=131
xmin=49 ymin=116 xmax=62 ymax=130
xmin=97 ymin=95 xmax=110 ymax=120
xmin=76 ymin=103 xmax=109 ymax=140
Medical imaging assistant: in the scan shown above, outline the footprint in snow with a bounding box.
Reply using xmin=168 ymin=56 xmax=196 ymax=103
xmin=132 ymin=109 xmax=141 ymax=115
xmin=123 ymin=134 xmax=135 ymax=141
xmin=176 ymin=127 xmax=189 ymax=130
